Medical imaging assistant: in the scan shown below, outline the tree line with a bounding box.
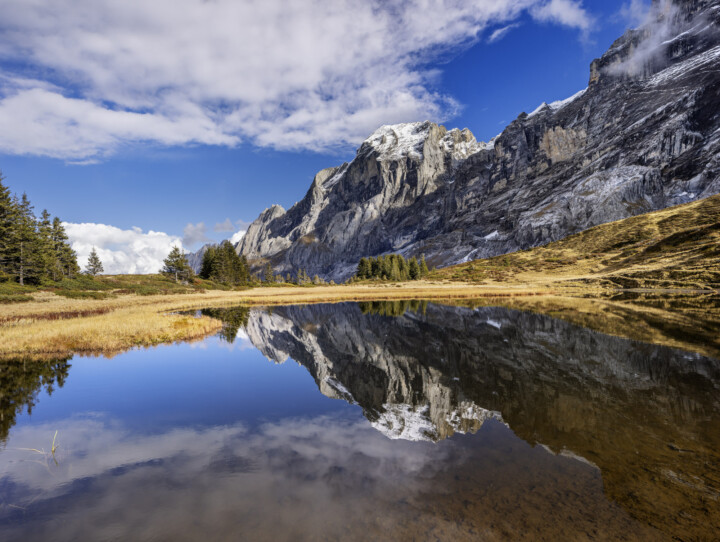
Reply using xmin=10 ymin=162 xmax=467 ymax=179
xmin=354 ymin=254 xmax=429 ymax=281
xmin=0 ymin=173 xmax=79 ymax=285
xmin=198 ymin=240 xmax=251 ymax=285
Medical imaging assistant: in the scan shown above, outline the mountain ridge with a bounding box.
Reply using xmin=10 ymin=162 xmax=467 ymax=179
xmin=236 ymin=0 xmax=720 ymax=280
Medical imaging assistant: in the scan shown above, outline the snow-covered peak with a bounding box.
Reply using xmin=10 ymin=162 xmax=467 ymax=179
xmin=362 ymin=121 xmax=433 ymax=161
xmin=527 ymin=88 xmax=587 ymax=118
xmin=440 ymin=127 xmax=483 ymax=161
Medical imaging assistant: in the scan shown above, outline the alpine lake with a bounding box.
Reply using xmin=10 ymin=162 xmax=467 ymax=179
xmin=1 ymin=300 xmax=718 ymax=541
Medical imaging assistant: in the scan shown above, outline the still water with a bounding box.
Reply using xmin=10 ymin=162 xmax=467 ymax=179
xmin=1 ymin=301 xmax=719 ymax=541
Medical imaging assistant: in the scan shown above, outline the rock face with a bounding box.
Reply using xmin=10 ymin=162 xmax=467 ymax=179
xmin=237 ymin=0 xmax=720 ymax=280
xmin=240 ymin=301 xmax=720 ymax=536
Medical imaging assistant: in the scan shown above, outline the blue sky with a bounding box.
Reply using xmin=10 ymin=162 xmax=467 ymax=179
xmin=0 ymin=0 xmax=647 ymax=272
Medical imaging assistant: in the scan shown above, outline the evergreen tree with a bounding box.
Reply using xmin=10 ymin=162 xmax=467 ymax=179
xmin=37 ymin=210 xmax=55 ymax=279
xmin=199 ymin=245 xmax=217 ymax=279
xmin=161 ymin=246 xmax=192 ymax=283
xmin=51 ymin=218 xmax=79 ymax=279
xmin=0 ymin=173 xmax=14 ymax=275
xmin=85 ymin=247 xmax=104 ymax=276
xmin=419 ymin=254 xmax=429 ymax=277
xmin=0 ymin=175 xmax=78 ymax=284
xmin=10 ymin=194 xmax=42 ymax=285
xmin=356 ymin=257 xmax=370 ymax=279
xmin=408 ymin=257 xmax=420 ymax=280
xmin=198 ymin=241 xmax=249 ymax=286
xmin=394 ymin=257 xmax=403 ymax=280
xmin=263 ymin=262 xmax=274 ymax=283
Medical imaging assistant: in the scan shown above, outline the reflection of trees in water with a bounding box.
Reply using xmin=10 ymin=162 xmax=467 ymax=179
xmin=358 ymin=299 xmax=428 ymax=317
xmin=0 ymin=357 xmax=71 ymax=444
xmin=201 ymin=306 xmax=251 ymax=343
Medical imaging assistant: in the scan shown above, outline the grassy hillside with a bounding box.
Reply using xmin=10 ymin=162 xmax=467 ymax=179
xmin=432 ymin=194 xmax=720 ymax=290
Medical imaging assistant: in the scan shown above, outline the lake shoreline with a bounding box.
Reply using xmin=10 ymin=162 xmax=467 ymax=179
xmin=1 ymin=281 xmax=718 ymax=360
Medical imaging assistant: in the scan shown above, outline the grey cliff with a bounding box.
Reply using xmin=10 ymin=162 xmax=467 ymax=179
xmin=238 ymin=0 xmax=720 ymax=280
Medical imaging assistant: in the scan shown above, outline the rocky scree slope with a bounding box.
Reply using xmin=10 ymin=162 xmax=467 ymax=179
xmin=237 ymin=0 xmax=720 ymax=281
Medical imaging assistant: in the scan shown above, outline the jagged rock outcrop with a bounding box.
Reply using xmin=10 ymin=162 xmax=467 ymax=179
xmin=238 ymin=0 xmax=720 ymax=280
xmin=239 ymin=301 xmax=720 ymax=537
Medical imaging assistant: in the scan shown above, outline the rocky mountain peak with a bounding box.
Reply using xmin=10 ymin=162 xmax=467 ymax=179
xmin=236 ymin=0 xmax=720 ymax=281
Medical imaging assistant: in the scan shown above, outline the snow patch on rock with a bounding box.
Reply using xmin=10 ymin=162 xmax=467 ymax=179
xmin=363 ymin=122 xmax=431 ymax=162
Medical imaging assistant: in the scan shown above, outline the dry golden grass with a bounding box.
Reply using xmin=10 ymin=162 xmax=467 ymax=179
xmin=432 ymin=193 xmax=720 ymax=290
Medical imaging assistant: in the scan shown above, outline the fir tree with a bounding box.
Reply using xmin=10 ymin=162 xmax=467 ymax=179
xmin=0 ymin=172 xmax=14 ymax=275
xmin=357 ymin=257 xmax=370 ymax=279
xmin=408 ymin=257 xmax=420 ymax=280
xmin=263 ymin=262 xmax=274 ymax=283
xmin=161 ymin=246 xmax=192 ymax=283
xmin=85 ymin=247 xmax=104 ymax=276
xmin=51 ymin=218 xmax=78 ymax=279
xmin=198 ymin=241 xmax=249 ymax=286
xmin=419 ymin=254 xmax=429 ymax=277
xmin=37 ymin=210 xmax=55 ymax=279
xmin=11 ymin=194 xmax=42 ymax=285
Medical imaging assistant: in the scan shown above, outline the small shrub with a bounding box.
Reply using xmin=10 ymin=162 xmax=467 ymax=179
xmin=0 ymin=294 xmax=34 ymax=304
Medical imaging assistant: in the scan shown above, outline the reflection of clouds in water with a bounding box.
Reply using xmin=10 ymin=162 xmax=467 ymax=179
xmin=187 ymin=330 xmax=256 ymax=352
xmin=0 ymin=413 xmax=449 ymax=541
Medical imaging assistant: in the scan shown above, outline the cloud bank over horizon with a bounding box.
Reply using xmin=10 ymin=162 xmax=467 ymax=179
xmin=65 ymin=221 xmax=247 ymax=274
xmin=0 ymin=0 xmax=593 ymax=161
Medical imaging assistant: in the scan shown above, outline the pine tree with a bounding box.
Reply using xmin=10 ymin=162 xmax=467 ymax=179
xmin=51 ymin=217 xmax=78 ymax=279
xmin=198 ymin=241 xmax=249 ymax=286
xmin=390 ymin=256 xmax=400 ymax=281
xmin=357 ymin=257 xmax=370 ymax=279
xmin=0 ymin=172 xmax=14 ymax=276
xmin=10 ymin=194 xmax=42 ymax=285
xmin=263 ymin=262 xmax=274 ymax=283
xmin=408 ymin=257 xmax=420 ymax=280
xmin=37 ymin=210 xmax=55 ymax=279
xmin=85 ymin=247 xmax=104 ymax=276
xmin=161 ymin=246 xmax=192 ymax=283
xmin=419 ymin=254 xmax=429 ymax=277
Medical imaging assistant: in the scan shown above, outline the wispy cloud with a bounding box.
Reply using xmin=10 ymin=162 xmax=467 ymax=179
xmin=182 ymin=222 xmax=211 ymax=248
xmin=0 ymin=0 xmax=594 ymax=160
xmin=213 ymin=218 xmax=236 ymax=233
xmin=531 ymin=0 xmax=594 ymax=36
xmin=488 ymin=23 xmax=522 ymax=43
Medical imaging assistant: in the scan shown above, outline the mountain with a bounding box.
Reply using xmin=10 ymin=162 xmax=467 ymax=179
xmin=238 ymin=0 xmax=720 ymax=280
xmin=236 ymin=301 xmax=720 ymax=537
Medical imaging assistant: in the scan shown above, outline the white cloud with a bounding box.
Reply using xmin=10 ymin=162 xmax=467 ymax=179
xmin=65 ymin=222 xmax=184 ymax=274
xmin=531 ymin=0 xmax=594 ymax=32
xmin=230 ymin=230 xmax=246 ymax=245
xmin=619 ymin=0 xmax=651 ymax=27
xmin=213 ymin=218 xmax=235 ymax=233
xmin=488 ymin=23 xmax=522 ymax=43
xmin=182 ymin=222 xmax=211 ymax=248
xmin=0 ymin=0 xmax=593 ymax=160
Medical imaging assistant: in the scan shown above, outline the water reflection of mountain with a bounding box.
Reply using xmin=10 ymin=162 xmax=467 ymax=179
xmin=242 ymin=301 xmax=720 ymax=537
